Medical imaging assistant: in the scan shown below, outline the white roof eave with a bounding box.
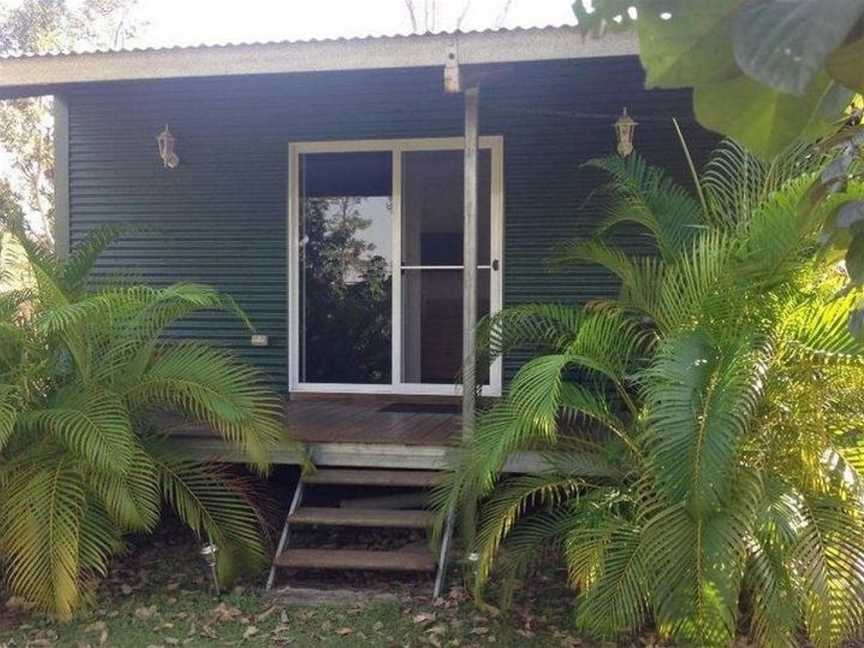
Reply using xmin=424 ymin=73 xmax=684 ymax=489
xmin=0 ymin=27 xmax=639 ymax=93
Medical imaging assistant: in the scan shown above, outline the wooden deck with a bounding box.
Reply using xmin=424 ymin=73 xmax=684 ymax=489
xmin=168 ymin=397 xmax=544 ymax=472
xmin=286 ymin=399 xmax=460 ymax=447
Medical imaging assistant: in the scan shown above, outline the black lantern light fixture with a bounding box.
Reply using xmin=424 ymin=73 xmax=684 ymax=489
xmin=156 ymin=125 xmax=180 ymax=168
xmin=614 ymin=108 xmax=638 ymax=157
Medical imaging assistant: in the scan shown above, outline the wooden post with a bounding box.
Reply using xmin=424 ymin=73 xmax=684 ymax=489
xmin=435 ymin=84 xmax=480 ymax=600
xmin=462 ymin=85 xmax=480 ymax=440
xmin=53 ymin=96 xmax=71 ymax=259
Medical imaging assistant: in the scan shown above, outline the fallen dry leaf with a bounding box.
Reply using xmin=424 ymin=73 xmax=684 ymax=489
xmin=243 ymin=625 xmax=258 ymax=640
xmin=256 ymin=605 xmax=278 ymax=622
xmin=413 ymin=612 xmax=435 ymax=625
xmin=134 ymin=605 xmax=157 ymax=621
xmin=210 ymin=602 xmax=242 ymax=623
xmin=335 ymin=627 xmax=353 ymax=636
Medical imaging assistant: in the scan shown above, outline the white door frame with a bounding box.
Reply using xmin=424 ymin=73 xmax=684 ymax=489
xmin=287 ymin=136 xmax=504 ymax=397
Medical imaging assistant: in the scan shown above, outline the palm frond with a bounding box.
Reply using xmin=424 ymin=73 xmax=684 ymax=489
xmin=745 ymin=478 xmax=805 ymax=648
xmin=18 ymin=390 xmax=136 ymax=476
xmin=472 ymin=472 xmax=585 ymax=596
xmin=701 ymin=139 xmax=822 ymax=230
xmin=479 ymin=302 xmax=587 ymax=359
xmin=573 ymin=511 xmax=651 ymax=639
xmin=583 ymin=154 xmax=705 ymax=261
xmin=782 ymin=291 xmax=864 ymax=362
xmin=150 ymin=450 xmax=268 ymax=584
xmin=642 ymin=331 xmax=769 ymax=512
xmin=59 ymin=224 xmax=127 ymax=296
xmin=0 ymin=384 xmax=20 ymax=452
xmin=794 ymin=491 xmax=864 ymax=647
xmin=126 ymin=342 xmax=284 ymax=471
xmin=554 ymin=240 xmax=666 ymax=326
xmin=86 ymin=443 xmax=160 ymax=531
xmin=0 ymin=454 xmax=87 ymax=620
xmin=491 ymin=507 xmax=583 ymax=608
xmin=655 ymin=230 xmax=739 ymax=334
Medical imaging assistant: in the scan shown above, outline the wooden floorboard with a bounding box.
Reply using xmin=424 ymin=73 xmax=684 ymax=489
xmin=285 ymin=399 xmax=460 ymax=447
xmin=304 ymin=468 xmax=444 ymax=487
xmin=275 ymin=548 xmax=436 ymax=572
xmin=289 ymin=507 xmax=435 ymax=529
xmin=167 ymin=397 xmax=460 ymax=448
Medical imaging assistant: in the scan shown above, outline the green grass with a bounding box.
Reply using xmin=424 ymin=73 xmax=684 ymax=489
xmin=0 ymin=527 xmax=599 ymax=647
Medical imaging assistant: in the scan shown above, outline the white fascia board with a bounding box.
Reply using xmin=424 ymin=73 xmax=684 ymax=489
xmin=0 ymin=28 xmax=638 ymax=93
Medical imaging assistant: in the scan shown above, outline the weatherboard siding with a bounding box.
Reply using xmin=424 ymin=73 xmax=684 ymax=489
xmin=64 ymin=57 xmax=716 ymax=390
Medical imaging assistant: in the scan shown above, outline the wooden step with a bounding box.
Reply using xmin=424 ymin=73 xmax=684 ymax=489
xmin=303 ymin=469 xmax=443 ymax=488
xmin=274 ymin=548 xmax=436 ymax=572
xmin=290 ymin=507 xmax=434 ymax=529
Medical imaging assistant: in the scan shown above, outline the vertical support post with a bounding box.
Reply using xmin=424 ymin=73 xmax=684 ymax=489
xmin=435 ymin=85 xmax=480 ymax=600
xmin=462 ymin=85 xmax=480 ymax=440
xmin=53 ymin=95 xmax=71 ymax=259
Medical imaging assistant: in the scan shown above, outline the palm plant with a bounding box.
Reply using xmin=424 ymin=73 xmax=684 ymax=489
xmin=440 ymin=141 xmax=864 ymax=647
xmin=0 ymin=222 xmax=294 ymax=619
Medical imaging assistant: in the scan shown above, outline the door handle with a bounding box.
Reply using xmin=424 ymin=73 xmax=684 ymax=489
xmin=491 ymin=259 xmax=500 ymax=271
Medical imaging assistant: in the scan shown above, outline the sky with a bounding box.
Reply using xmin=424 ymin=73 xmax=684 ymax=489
xmin=126 ymin=0 xmax=578 ymax=48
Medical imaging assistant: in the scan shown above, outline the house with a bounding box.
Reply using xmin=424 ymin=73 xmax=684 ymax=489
xmin=0 ymin=26 xmax=717 ymax=592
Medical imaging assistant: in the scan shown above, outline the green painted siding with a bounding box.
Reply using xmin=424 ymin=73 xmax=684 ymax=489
xmin=65 ymin=57 xmax=717 ymax=390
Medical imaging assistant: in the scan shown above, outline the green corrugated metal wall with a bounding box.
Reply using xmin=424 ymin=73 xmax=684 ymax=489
xmin=65 ymin=56 xmax=717 ymax=390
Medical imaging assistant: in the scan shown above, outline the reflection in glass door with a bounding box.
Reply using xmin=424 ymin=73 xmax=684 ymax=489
xmin=298 ymin=152 xmax=393 ymax=384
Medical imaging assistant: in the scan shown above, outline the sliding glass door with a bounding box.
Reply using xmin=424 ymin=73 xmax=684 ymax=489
xmin=289 ymin=138 xmax=503 ymax=396
xmin=399 ymin=149 xmax=492 ymax=387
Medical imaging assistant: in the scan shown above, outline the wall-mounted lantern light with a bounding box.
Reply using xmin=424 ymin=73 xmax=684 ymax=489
xmin=157 ymin=125 xmax=180 ymax=168
xmin=614 ymin=108 xmax=638 ymax=157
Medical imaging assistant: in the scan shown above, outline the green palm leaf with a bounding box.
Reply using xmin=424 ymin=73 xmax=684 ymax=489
xmin=86 ymin=443 xmax=160 ymax=531
xmin=58 ymin=224 xmax=127 ymax=296
xmin=126 ymin=342 xmax=283 ymax=471
xmin=472 ymin=472 xmax=585 ymax=595
xmin=0 ymin=383 xmax=20 ymax=452
xmin=583 ymin=154 xmax=706 ymax=261
xmin=151 ymin=450 xmax=267 ymax=584
xmin=0 ymin=454 xmax=87 ymax=620
xmin=573 ymin=510 xmax=651 ymax=638
xmin=794 ymin=491 xmax=864 ymax=647
xmin=18 ymin=390 xmax=135 ymax=476
xmin=642 ymin=331 xmax=768 ymax=513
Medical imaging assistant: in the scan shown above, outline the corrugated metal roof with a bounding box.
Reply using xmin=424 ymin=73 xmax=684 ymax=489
xmin=0 ymin=25 xmax=580 ymax=59
xmin=0 ymin=26 xmax=639 ymax=97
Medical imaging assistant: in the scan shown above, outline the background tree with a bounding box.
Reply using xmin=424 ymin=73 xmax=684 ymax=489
xmin=571 ymin=1 xmax=864 ymax=160
xmin=301 ymin=197 xmax=392 ymax=384
xmin=571 ymin=2 xmax=864 ymax=332
xmin=402 ymin=0 xmax=512 ymax=33
xmin=0 ymin=0 xmax=140 ymax=247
